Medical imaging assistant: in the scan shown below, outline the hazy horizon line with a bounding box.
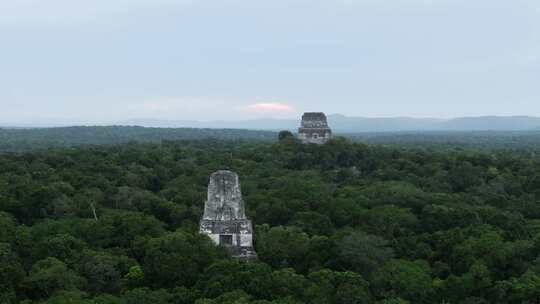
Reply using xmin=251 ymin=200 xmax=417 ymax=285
xmin=4 ymin=113 xmax=540 ymax=125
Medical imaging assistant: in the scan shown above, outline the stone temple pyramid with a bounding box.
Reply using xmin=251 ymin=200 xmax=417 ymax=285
xmin=298 ymin=112 xmax=332 ymax=144
xmin=199 ymin=170 xmax=257 ymax=260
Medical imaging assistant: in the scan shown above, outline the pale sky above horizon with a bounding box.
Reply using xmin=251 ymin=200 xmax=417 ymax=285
xmin=1 ymin=0 xmax=539 ymax=123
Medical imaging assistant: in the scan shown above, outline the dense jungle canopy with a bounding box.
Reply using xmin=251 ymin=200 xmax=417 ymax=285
xmin=2 ymin=132 xmax=540 ymax=303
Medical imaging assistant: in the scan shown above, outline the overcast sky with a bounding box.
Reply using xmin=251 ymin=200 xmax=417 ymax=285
xmin=1 ymin=0 xmax=539 ymax=123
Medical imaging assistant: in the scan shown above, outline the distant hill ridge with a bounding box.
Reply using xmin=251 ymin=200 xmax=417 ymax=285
xmin=3 ymin=115 xmax=540 ymax=132
xmin=118 ymin=115 xmax=540 ymax=132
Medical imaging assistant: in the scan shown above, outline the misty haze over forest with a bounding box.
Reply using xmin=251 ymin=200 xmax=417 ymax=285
xmin=4 ymin=115 xmax=540 ymax=133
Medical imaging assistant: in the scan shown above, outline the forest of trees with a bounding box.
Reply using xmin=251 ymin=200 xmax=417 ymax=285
xmin=0 ymin=127 xmax=275 ymax=152
xmin=2 ymin=135 xmax=540 ymax=303
xmin=348 ymin=131 xmax=540 ymax=150
xmin=4 ymin=126 xmax=540 ymax=152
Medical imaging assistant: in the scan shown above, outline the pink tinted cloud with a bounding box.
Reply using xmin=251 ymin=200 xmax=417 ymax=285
xmin=247 ymin=103 xmax=294 ymax=112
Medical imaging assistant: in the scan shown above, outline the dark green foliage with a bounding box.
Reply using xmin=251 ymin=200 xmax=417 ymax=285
xmin=138 ymin=230 xmax=227 ymax=288
xmin=23 ymin=257 xmax=87 ymax=299
xmin=278 ymin=130 xmax=295 ymax=142
xmin=348 ymin=130 xmax=540 ymax=150
xmin=371 ymin=259 xmax=433 ymax=303
xmin=0 ymin=243 xmax=25 ymax=302
xmin=255 ymin=226 xmax=310 ymax=271
xmin=0 ymin=127 xmax=276 ymax=152
xmin=336 ymin=231 xmax=394 ymax=276
xmin=196 ymin=261 xmax=273 ymax=299
xmin=305 ymin=269 xmax=371 ymax=304
xmin=2 ymin=138 xmax=540 ymax=303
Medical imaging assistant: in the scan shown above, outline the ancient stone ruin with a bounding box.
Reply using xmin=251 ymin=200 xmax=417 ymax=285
xmin=200 ymin=170 xmax=257 ymax=259
xmin=298 ymin=112 xmax=332 ymax=144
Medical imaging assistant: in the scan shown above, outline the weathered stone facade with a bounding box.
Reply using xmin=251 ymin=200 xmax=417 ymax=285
xmin=200 ymin=170 xmax=257 ymax=259
xmin=298 ymin=112 xmax=332 ymax=144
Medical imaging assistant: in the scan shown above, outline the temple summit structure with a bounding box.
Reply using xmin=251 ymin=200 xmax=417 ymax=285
xmin=200 ymin=170 xmax=257 ymax=259
xmin=298 ymin=112 xmax=332 ymax=144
